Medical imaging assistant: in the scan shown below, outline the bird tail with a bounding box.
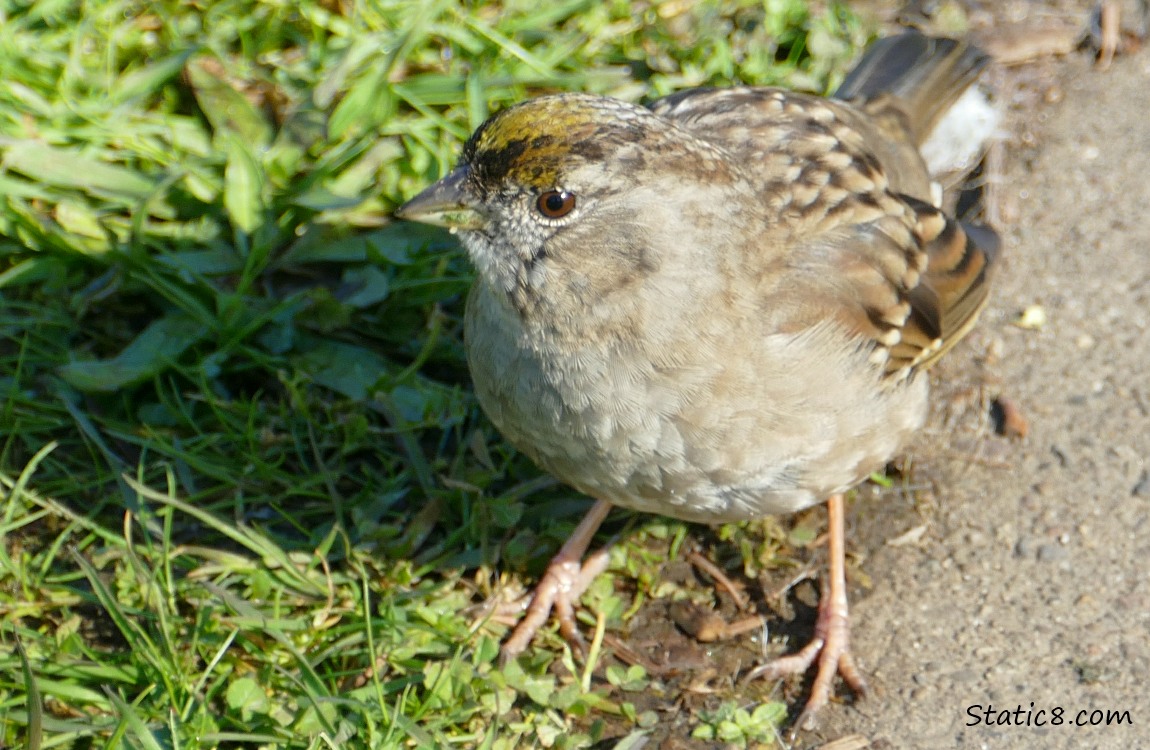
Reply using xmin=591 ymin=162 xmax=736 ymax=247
xmin=834 ymin=31 xmax=991 ymax=147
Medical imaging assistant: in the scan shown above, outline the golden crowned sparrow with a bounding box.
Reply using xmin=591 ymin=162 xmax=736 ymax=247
xmin=397 ymin=31 xmax=999 ymax=729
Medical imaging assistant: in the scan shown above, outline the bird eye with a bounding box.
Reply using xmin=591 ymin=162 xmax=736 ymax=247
xmin=536 ymin=190 xmax=576 ymax=219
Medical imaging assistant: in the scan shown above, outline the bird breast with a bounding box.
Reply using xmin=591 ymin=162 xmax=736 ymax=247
xmin=464 ymin=276 xmax=930 ymax=525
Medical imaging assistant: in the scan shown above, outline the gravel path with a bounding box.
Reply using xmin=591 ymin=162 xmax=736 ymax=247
xmin=813 ymin=28 xmax=1150 ymax=750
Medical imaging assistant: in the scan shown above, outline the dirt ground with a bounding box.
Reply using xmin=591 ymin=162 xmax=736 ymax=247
xmin=806 ymin=5 xmax=1150 ymax=749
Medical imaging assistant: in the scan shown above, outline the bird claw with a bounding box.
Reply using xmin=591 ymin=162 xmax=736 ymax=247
xmin=499 ymin=547 xmax=611 ymax=662
xmin=745 ymin=494 xmax=866 ymax=736
xmin=746 ymin=581 xmax=866 ymax=734
xmin=497 ymin=499 xmax=615 ymax=662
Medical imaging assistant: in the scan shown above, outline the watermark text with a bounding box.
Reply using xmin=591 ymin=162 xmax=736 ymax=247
xmin=966 ymin=703 xmax=1132 ymax=728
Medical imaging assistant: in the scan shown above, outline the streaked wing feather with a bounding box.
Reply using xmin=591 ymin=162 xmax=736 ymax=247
xmin=885 ymin=199 xmax=999 ymax=376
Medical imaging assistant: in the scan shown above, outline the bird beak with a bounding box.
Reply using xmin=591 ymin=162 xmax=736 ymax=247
xmin=394 ymin=165 xmax=484 ymax=230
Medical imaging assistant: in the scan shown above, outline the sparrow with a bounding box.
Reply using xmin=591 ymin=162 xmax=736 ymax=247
xmin=396 ymin=30 xmax=999 ymax=729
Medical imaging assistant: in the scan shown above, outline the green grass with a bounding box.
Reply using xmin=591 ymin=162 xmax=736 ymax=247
xmin=0 ymin=1 xmax=871 ymax=747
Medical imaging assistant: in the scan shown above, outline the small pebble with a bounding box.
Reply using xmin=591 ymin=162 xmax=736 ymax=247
xmin=1132 ymin=471 xmax=1149 ymax=497
xmin=1015 ymin=304 xmax=1047 ymax=329
xmin=992 ymin=396 xmax=1029 ymax=438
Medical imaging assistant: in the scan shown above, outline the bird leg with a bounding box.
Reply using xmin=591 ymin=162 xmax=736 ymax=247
xmin=499 ymin=498 xmax=613 ymax=661
xmin=744 ymin=493 xmax=866 ymax=732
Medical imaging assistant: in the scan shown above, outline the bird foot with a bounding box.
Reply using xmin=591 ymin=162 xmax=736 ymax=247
xmin=498 ymin=546 xmax=611 ymax=661
xmin=497 ymin=499 xmax=614 ymax=661
xmin=745 ymin=572 xmax=866 ymax=734
xmin=745 ymin=492 xmax=865 ymax=735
